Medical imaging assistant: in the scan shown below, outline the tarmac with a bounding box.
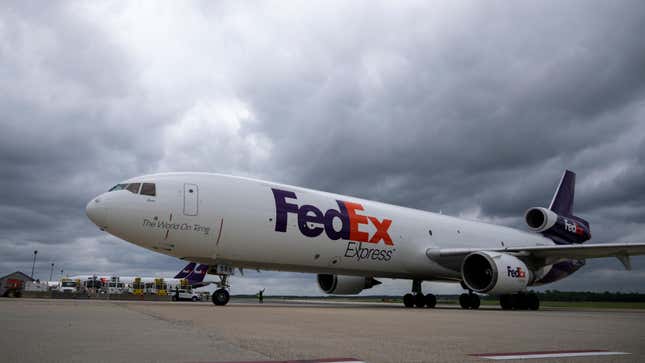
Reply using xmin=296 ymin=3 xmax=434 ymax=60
xmin=1 ymin=298 xmax=644 ymax=363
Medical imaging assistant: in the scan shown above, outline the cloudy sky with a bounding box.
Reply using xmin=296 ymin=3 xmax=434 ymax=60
xmin=2 ymin=1 xmax=644 ymax=295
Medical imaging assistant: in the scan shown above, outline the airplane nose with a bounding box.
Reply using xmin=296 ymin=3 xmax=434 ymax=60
xmin=86 ymin=198 xmax=109 ymax=229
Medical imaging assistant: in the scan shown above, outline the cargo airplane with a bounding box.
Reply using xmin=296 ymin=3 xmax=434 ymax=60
xmin=69 ymin=262 xmax=211 ymax=289
xmin=86 ymin=170 xmax=645 ymax=310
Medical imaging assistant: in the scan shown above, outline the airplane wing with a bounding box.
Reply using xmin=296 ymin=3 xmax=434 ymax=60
xmin=426 ymin=243 xmax=645 ymax=270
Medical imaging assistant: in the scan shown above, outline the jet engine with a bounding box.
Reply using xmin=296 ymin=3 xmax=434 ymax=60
xmin=524 ymin=207 xmax=591 ymax=244
xmin=525 ymin=207 xmax=559 ymax=232
xmin=461 ymin=251 xmax=531 ymax=295
xmin=317 ymin=274 xmax=381 ymax=295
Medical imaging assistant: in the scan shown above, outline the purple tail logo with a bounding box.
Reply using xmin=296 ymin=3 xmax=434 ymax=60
xmin=187 ymin=264 xmax=209 ymax=282
xmin=174 ymin=262 xmax=196 ymax=279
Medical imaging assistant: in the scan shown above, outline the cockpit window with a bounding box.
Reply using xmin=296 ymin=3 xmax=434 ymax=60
xmin=141 ymin=183 xmax=156 ymax=197
xmin=109 ymin=182 xmax=155 ymax=196
xmin=109 ymin=184 xmax=127 ymax=192
xmin=126 ymin=183 xmax=141 ymax=194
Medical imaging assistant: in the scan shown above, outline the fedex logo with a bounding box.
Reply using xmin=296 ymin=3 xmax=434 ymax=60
xmin=507 ymin=266 xmax=526 ymax=278
xmin=272 ymin=188 xmax=393 ymax=245
xmin=564 ymin=219 xmax=585 ymax=236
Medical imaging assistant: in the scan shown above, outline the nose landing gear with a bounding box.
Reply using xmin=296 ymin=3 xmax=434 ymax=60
xmin=212 ymin=288 xmax=230 ymax=306
xmin=403 ymin=280 xmax=436 ymax=308
xmin=212 ymin=274 xmax=231 ymax=306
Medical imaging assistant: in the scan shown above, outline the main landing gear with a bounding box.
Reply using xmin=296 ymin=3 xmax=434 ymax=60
xmin=459 ymin=292 xmax=481 ymax=309
xmin=212 ymin=274 xmax=230 ymax=306
xmin=458 ymin=282 xmax=480 ymax=309
xmin=499 ymin=292 xmax=540 ymax=310
xmin=403 ymin=279 xmax=436 ymax=308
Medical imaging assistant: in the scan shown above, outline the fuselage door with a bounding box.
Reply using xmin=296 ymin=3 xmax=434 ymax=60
xmin=183 ymin=183 xmax=198 ymax=216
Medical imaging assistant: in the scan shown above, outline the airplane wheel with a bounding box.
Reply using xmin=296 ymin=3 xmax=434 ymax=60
xmin=469 ymin=294 xmax=480 ymax=309
xmin=500 ymin=295 xmax=513 ymax=310
xmin=527 ymin=293 xmax=540 ymax=310
xmin=212 ymin=289 xmax=230 ymax=306
xmin=414 ymin=293 xmax=426 ymax=308
xmin=403 ymin=293 xmax=414 ymax=308
xmin=425 ymin=293 xmax=437 ymax=308
xmin=459 ymin=293 xmax=470 ymax=309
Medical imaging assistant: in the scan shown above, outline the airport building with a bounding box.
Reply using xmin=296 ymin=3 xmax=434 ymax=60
xmin=0 ymin=271 xmax=33 ymax=297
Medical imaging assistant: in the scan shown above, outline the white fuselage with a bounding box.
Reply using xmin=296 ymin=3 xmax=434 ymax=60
xmin=86 ymin=173 xmax=555 ymax=282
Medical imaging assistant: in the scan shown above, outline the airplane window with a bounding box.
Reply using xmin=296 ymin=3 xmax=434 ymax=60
xmin=126 ymin=183 xmax=141 ymax=194
xmin=109 ymin=184 xmax=127 ymax=192
xmin=141 ymin=183 xmax=156 ymax=196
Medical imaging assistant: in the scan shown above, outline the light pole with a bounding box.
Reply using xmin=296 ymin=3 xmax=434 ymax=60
xmin=31 ymin=250 xmax=38 ymax=279
xmin=49 ymin=263 xmax=55 ymax=281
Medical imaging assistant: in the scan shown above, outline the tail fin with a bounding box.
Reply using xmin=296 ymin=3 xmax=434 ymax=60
xmin=174 ymin=262 xmax=196 ymax=279
xmin=549 ymin=170 xmax=576 ymax=216
xmin=186 ymin=264 xmax=208 ymax=282
xmin=527 ymin=170 xmax=591 ymax=244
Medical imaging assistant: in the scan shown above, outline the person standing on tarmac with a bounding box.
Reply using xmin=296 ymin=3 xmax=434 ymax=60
xmin=257 ymin=288 xmax=265 ymax=303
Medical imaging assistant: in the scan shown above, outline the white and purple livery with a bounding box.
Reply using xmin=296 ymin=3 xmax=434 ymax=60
xmin=86 ymin=170 xmax=645 ymax=309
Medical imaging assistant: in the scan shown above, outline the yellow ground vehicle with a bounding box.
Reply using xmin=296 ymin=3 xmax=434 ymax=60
xmin=154 ymin=278 xmax=167 ymax=296
xmin=132 ymin=277 xmax=144 ymax=295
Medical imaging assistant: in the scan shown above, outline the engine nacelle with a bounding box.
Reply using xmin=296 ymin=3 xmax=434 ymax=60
xmin=317 ymin=274 xmax=381 ymax=295
xmin=524 ymin=207 xmax=559 ymax=232
xmin=524 ymin=207 xmax=591 ymax=244
xmin=461 ymin=251 xmax=531 ymax=295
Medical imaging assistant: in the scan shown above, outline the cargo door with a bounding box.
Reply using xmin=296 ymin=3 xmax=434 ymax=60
xmin=183 ymin=183 xmax=198 ymax=216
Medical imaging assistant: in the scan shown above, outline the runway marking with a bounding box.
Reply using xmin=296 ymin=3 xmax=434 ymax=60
xmin=207 ymin=359 xmax=365 ymax=363
xmin=470 ymin=349 xmax=630 ymax=360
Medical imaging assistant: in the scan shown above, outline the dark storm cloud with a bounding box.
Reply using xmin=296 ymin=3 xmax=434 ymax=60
xmin=0 ymin=2 xmax=167 ymax=245
xmin=0 ymin=2 xmax=172 ymax=276
xmin=1 ymin=1 xmax=644 ymax=293
xmin=236 ymin=3 xmax=645 ymax=259
xmin=241 ymin=3 xmax=645 ymax=210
